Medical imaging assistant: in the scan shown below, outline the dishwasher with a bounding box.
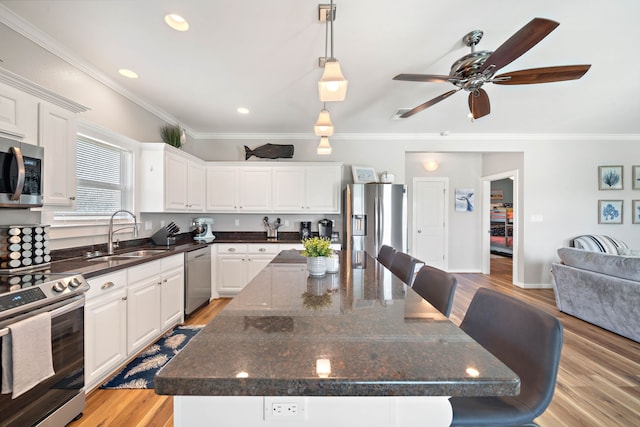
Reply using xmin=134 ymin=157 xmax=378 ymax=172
xmin=185 ymin=246 xmax=212 ymax=316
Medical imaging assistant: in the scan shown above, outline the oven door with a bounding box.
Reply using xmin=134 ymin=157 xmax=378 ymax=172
xmin=0 ymin=296 xmax=85 ymax=427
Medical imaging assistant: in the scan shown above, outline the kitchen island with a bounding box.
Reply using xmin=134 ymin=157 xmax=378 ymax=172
xmin=155 ymin=250 xmax=519 ymax=426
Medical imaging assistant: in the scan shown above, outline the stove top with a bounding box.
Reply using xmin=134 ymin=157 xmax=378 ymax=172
xmin=0 ymin=269 xmax=90 ymax=319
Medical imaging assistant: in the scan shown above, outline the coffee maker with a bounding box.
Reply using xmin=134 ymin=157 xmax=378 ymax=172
xmin=192 ymin=217 xmax=215 ymax=241
xmin=318 ymin=219 xmax=333 ymax=239
xmin=300 ymin=221 xmax=311 ymax=239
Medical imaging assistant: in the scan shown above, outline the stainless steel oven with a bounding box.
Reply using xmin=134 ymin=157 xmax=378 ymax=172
xmin=0 ymin=136 xmax=43 ymax=208
xmin=0 ymin=271 xmax=89 ymax=427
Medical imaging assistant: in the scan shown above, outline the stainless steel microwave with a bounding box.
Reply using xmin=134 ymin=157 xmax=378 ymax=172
xmin=0 ymin=136 xmax=43 ymax=208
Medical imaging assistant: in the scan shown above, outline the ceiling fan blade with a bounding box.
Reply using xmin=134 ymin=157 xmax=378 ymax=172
xmin=478 ymin=18 xmax=559 ymax=75
xmin=393 ymin=73 xmax=458 ymax=83
xmin=468 ymin=89 xmax=490 ymax=119
xmin=400 ymin=89 xmax=461 ymax=118
xmin=493 ymin=64 xmax=591 ymax=85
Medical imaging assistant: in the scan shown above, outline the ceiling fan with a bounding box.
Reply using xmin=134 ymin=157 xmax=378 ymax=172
xmin=393 ymin=17 xmax=591 ymax=120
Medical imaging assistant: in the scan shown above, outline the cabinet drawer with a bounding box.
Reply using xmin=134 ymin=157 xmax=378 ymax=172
xmin=217 ymin=244 xmax=247 ymax=254
xmin=86 ymin=270 xmax=127 ymax=301
xmin=278 ymin=243 xmax=303 ymax=251
xmin=128 ymin=259 xmax=162 ymax=283
xmin=162 ymin=253 xmax=184 ymax=271
xmin=246 ymin=244 xmax=279 ymax=255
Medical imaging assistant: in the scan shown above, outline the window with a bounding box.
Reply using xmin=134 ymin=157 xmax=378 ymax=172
xmin=54 ymin=134 xmax=133 ymax=222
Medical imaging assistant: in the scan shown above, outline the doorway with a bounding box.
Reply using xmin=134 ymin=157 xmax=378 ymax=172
xmin=412 ymin=177 xmax=449 ymax=270
xmin=482 ymin=171 xmax=518 ymax=282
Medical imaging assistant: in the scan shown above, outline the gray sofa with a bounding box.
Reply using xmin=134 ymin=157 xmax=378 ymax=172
xmin=551 ymin=244 xmax=640 ymax=342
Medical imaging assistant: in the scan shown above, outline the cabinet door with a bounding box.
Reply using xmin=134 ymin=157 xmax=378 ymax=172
xmin=127 ymin=277 xmax=162 ymax=354
xmin=85 ymin=288 xmax=127 ymax=390
xmin=246 ymin=255 xmax=275 ymax=283
xmin=164 ymin=153 xmax=188 ymax=210
xmin=206 ymin=167 xmax=239 ymax=211
xmin=161 ymin=266 xmax=185 ymax=331
xmin=306 ymin=166 xmax=341 ymax=213
xmin=239 ymin=167 xmax=272 ymax=211
xmin=38 ymin=103 xmax=77 ymax=207
xmin=0 ymin=82 xmax=38 ymax=143
xmin=187 ymin=162 xmax=205 ymax=211
xmin=218 ymin=256 xmax=246 ymax=294
xmin=272 ymin=167 xmax=306 ymax=212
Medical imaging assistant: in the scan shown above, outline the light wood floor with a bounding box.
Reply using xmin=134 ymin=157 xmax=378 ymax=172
xmin=70 ymin=256 xmax=640 ymax=426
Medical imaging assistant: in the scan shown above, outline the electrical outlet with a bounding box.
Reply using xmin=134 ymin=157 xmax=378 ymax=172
xmin=235 ymin=219 xmax=240 ymax=227
xmin=264 ymin=397 xmax=305 ymax=422
xmin=284 ymin=220 xmax=290 ymax=227
xmin=160 ymin=220 xmax=165 ymax=227
xmin=144 ymin=221 xmax=153 ymax=231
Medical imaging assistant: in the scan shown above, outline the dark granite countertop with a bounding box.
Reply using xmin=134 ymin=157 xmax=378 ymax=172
xmin=155 ymin=250 xmax=520 ymax=398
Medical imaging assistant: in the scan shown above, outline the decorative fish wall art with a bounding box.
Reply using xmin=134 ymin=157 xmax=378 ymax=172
xmin=244 ymin=143 xmax=294 ymax=160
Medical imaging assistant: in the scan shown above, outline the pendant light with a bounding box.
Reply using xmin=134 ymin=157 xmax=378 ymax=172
xmin=314 ymin=105 xmax=334 ymax=136
xmin=318 ymin=0 xmax=348 ymax=102
xmin=317 ymin=136 xmax=332 ymax=155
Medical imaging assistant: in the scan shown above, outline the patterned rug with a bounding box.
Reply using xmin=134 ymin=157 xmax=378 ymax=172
xmin=100 ymin=324 xmax=204 ymax=389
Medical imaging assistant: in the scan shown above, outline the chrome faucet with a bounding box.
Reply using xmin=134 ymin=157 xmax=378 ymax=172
xmin=107 ymin=210 xmax=138 ymax=255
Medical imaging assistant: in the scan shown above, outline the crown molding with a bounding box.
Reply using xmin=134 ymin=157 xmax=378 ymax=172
xmin=0 ymin=5 xmax=187 ymax=129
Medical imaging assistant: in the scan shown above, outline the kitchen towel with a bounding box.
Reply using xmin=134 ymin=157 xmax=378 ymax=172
xmin=1 ymin=312 xmax=55 ymax=399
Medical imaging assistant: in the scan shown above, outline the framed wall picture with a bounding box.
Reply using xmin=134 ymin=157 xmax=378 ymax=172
xmin=633 ymin=200 xmax=640 ymax=224
xmin=633 ymin=165 xmax=640 ymax=190
xmin=598 ymin=165 xmax=623 ymax=190
xmin=351 ymin=165 xmax=377 ymax=183
xmin=455 ymin=188 xmax=475 ymax=212
xmin=598 ymin=200 xmax=623 ymax=224
xmin=490 ymin=189 xmax=504 ymax=200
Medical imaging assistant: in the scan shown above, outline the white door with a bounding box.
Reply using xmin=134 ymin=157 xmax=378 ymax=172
xmin=413 ymin=178 xmax=448 ymax=269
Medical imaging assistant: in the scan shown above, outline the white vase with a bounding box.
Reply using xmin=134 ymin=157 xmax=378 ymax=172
xmin=306 ymin=257 xmax=327 ymax=276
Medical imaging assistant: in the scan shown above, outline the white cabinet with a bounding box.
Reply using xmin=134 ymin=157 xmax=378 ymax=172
xmin=140 ymin=143 xmax=205 ymax=212
xmin=272 ymin=165 xmax=342 ymax=213
xmin=0 ymin=81 xmax=38 ymax=143
xmin=127 ymin=255 xmax=184 ymax=354
xmin=38 ymin=102 xmax=78 ymax=207
xmin=217 ymin=244 xmax=279 ymax=295
xmin=206 ymin=165 xmax=271 ymax=212
xmin=84 ymin=270 xmax=128 ymax=391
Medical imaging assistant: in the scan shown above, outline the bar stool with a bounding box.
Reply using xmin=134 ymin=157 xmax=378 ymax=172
xmin=411 ymin=265 xmax=457 ymax=317
xmin=377 ymin=245 xmax=396 ymax=268
xmin=389 ymin=252 xmax=420 ymax=285
xmin=449 ymin=288 xmax=563 ymax=426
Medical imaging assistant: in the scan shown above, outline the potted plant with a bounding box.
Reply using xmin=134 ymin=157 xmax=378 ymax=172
xmin=301 ymin=236 xmax=333 ymax=276
xmin=160 ymin=124 xmax=185 ymax=149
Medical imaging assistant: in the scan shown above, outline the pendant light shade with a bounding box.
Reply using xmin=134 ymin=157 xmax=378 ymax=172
xmin=314 ymin=109 xmax=334 ymax=136
xmin=318 ymin=60 xmax=348 ymax=102
xmin=317 ymin=136 xmax=332 ymax=155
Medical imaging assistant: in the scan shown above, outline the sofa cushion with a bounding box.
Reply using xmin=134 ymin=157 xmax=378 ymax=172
xmin=558 ymin=247 xmax=640 ymax=282
xmin=572 ymin=235 xmax=628 ymax=254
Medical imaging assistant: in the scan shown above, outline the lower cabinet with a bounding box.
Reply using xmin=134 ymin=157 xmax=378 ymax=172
xmin=84 ymin=254 xmax=184 ymax=391
xmin=85 ymin=270 xmax=128 ymax=391
xmin=217 ymin=244 xmax=279 ymax=296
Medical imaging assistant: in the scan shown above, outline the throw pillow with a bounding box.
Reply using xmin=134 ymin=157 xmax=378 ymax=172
xmin=617 ymin=247 xmax=640 ymax=257
xmin=572 ymin=235 xmax=628 ymax=254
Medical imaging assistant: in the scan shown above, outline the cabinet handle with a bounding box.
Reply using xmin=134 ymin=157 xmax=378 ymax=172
xmin=259 ymin=248 xmax=266 ymax=252
xmin=101 ymin=281 xmax=115 ymax=290
xmin=163 ymin=279 xmax=168 ymax=283
xmin=228 ymin=248 xmax=236 ymax=252
xmin=157 ymin=281 xmax=162 ymax=286
xmin=122 ymin=296 xmax=128 ymax=301
xmin=69 ymin=196 xmax=76 ymax=201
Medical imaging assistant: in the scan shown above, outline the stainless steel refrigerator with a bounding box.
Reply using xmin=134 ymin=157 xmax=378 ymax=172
xmin=344 ymin=183 xmax=407 ymax=267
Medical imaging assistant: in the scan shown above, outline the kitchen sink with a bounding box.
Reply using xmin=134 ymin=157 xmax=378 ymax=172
xmin=120 ymin=249 xmax=172 ymax=257
xmin=86 ymin=255 xmax=140 ymax=262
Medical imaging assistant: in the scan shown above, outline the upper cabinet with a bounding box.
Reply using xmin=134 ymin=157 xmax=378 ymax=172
xmin=205 ymin=165 xmax=271 ymax=212
xmin=39 ymin=103 xmax=78 ymax=207
xmin=139 ymin=143 xmax=205 ymax=212
xmin=272 ymin=165 xmax=341 ymax=213
xmin=0 ymin=68 xmax=88 ymax=208
xmin=207 ymin=162 xmax=342 ymax=214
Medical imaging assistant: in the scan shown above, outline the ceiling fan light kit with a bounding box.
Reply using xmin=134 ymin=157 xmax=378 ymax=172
xmin=393 ymin=17 xmax=591 ymax=120
xmin=318 ymin=1 xmax=348 ymax=102
xmin=317 ymin=136 xmax=332 ymax=155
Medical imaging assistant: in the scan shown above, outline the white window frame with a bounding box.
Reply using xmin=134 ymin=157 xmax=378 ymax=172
xmin=43 ymin=121 xmax=140 ymax=237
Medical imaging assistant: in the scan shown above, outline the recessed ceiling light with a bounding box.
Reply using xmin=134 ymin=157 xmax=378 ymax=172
xmin=118 ymin=69 xmax=138 ymax=79
xmin=237 ymin=107 xmax=250 ymax=114
xmin=165 ymin=14 xmax=189 ymax=31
